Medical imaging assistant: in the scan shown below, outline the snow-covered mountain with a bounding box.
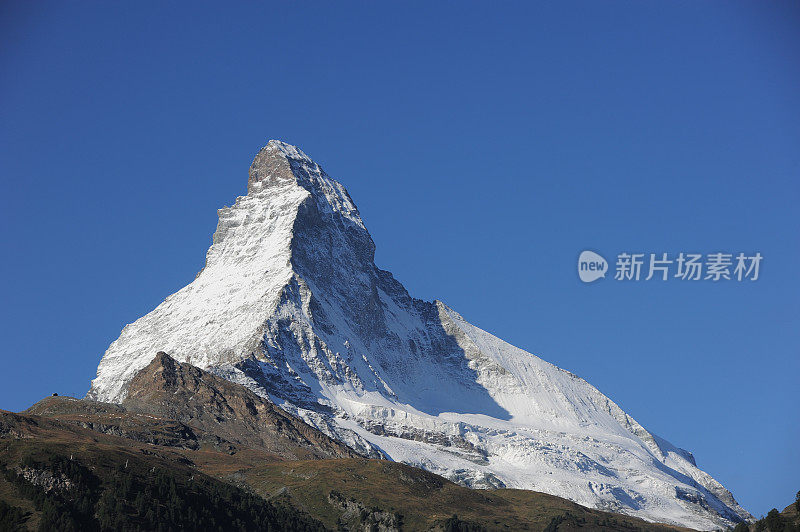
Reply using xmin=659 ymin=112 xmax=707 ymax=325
xmin=89 ymin=140 xmax=750 ymax=530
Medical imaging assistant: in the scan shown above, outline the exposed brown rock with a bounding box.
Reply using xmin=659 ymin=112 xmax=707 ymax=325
xmin=121 ymin=352 xmax=357 ymax=460
xmin=25 ymin=352 xmax=358 ymax=460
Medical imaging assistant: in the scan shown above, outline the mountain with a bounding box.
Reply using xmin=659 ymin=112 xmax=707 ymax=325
xmin=87 ymin=140 xmax=750 ymax=530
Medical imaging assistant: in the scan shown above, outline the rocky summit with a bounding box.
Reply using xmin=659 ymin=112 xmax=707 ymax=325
xmin=88 ymin=140 xmax=750 ymax=530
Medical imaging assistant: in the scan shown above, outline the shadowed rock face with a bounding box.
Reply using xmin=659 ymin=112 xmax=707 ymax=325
xmin=121 ymin=352 xmax=359 ymax=460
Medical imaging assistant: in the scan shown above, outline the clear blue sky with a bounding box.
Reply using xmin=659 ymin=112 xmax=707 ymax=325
xmin=1 ymin=1 xmax=797 ymax=518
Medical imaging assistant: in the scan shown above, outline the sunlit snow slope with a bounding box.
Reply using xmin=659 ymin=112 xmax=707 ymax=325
xmin=89 ymin=140 xmax=751 ymax=530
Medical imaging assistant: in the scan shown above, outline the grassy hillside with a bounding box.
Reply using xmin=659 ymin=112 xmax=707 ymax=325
xmin=0 ymin=439 xmax=323 ymax=531
xmin=242 ymin=458 xmax=688 ymax=531
xmin=0 ymin=405 xmax=688 ymax=531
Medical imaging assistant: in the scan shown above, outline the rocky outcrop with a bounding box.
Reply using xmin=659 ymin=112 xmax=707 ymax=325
xmin=17 ymin=467 xmax=75 ymax=493
xmin=328 ymin=491 xmax=402 ymax=532
xmin=122 ymin=352 xmax=358 ymax=460
xmin=28 ymin=354 xmax=358 ymax=460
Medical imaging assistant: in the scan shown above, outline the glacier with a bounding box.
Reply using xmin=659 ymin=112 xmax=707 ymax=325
xmin=88 ymin=140 xmax=751 ymax=530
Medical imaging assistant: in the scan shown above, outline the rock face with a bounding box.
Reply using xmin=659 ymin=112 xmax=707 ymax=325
xmin=124 ymin=352 xmax=358 ymax=459
xmin=31 ymin=353 xmax=356 ymax=460
xmin=88 ymin=140 xmax=750 ymax=530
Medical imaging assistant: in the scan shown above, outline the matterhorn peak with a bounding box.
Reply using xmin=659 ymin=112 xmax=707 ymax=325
xmin=89 ymin=142 xmax=751 ymax=530
xmin=264 ymin=138 xmax=312 ymax=159
xmin=247 ymin=139 xmax=315 ymax=193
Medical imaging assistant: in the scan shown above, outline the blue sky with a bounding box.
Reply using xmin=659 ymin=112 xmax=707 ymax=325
xmin=1 ymin=1 xmax=798 ymax=518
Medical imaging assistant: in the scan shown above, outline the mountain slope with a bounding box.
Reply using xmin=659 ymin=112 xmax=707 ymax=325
xmin=0 ymin=400 xmax=687 ymax=532
xmin=0 ymin=409 xmax=328 ymax=531
xmin=3 ymin=358 xmax=689 ymax=531
xmin=88 ymin=140 xmax=750 ymax=530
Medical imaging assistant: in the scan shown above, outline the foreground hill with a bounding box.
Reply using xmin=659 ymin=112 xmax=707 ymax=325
xmin=1 ymin=355 xmax=690 ymax=531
